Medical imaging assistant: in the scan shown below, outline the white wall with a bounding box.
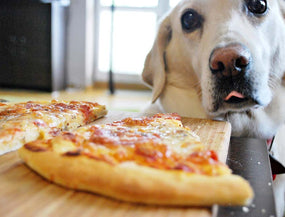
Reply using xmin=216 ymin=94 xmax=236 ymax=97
xmin=66 ymin=0 xmax=95 ymax=88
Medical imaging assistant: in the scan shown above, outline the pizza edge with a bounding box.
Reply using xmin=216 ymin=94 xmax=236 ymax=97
xmin=18 ymin=147 xmax=254 ymax=206
xmin=88 ymin=105 xmax=108 ymax=123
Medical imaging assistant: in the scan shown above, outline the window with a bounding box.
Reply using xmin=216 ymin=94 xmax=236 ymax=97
xmin=94 ymin=0 xmax=181 ymax=84
xmin=170 ymin=0 xmax=180 ymax=7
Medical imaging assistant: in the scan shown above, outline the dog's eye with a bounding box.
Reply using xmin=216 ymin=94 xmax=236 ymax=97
xmin=246 ymin=0 xmax=267 ymax=14
xmin=181 ymin=9 xmax=203 ymax=33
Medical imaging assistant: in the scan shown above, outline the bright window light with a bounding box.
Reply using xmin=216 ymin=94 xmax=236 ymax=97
xmin=112 ymin=11 xmax=156 ymax=74
xmin=95 ymin=1 xmax=177 ymax=82
xmin=100 ymin=0 xmax=158 ymax=7
xmin=98 ymin=10 xmax=156 ymax=74
xmin=170 ymin=0 xmax=180 ymax=8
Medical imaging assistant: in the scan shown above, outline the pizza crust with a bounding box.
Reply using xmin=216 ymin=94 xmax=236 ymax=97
xmin=18 ymin=147 xmax=253 ymax=206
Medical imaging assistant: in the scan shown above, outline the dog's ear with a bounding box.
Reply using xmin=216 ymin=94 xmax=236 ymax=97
xmin=142 ymin=15 xmax=172 ymax=103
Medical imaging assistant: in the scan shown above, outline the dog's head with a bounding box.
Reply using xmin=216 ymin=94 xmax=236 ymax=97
xmin=143 ymin=0 xmax=285 ymax=117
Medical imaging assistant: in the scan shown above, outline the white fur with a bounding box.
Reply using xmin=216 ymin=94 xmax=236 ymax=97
xmin=142 ymin=0 xmax=285 ymax=216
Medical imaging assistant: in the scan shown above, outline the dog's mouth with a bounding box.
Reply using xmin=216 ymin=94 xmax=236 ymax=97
xmin=210 ymin=89 xmax=262 ymax=115
xmin=224 ymin=91 xmax=249 ymax=104
xmin=211 ymin=72 xmax=266 ymax=114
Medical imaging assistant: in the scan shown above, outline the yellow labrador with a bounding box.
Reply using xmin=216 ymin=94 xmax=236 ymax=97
xmin=142 ymin=0 xmax=285 ymax=216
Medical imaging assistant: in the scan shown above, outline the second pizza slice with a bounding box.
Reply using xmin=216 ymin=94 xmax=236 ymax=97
xmin=0 ymin=100 xmax=107 ymax=155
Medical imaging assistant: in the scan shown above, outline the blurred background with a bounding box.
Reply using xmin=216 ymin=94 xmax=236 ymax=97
xmin=0 ymin=0 xmax=180 ymax=111
xmin=0 ymin=0 xmax=180 ymax=91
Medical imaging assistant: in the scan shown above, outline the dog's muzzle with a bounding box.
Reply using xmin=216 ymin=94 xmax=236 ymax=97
xmin=208 ymin=43 xmax=258 ymax=111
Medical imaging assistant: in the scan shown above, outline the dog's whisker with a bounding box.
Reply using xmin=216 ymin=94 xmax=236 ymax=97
xmin=193 ymin=82 xmax=203 ymax=97
xmin=268 ymin=74 xmax=281 ymax=89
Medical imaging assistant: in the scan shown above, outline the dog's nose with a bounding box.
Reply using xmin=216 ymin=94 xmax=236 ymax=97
xmin=209 ymin=44 xmax=251 ymax=78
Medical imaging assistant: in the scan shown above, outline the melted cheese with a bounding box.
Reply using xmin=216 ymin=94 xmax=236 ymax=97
xmin=27 ymin=113 xmax=230 ymax=176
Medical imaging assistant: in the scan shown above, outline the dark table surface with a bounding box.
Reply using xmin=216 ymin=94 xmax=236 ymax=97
xmin=216 ymin=137 xmax=276 ymax=217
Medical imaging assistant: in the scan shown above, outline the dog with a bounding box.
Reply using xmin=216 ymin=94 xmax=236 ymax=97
xmin=142 ymin=0 xmax=285 ymax=216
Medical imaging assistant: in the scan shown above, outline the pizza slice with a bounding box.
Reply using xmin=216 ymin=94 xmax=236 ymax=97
xmin=18 ymin=113 xmax=253 ymax=206
xmin=0 ymin=100 xmax=107 ymax=155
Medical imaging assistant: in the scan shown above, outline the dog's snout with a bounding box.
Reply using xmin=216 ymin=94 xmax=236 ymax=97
xmin=209 ymin=44 xmax=251 ymax=78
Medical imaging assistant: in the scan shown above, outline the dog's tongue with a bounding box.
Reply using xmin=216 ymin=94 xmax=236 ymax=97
xmin=224 ymin=91 xmax=245 ymax=101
